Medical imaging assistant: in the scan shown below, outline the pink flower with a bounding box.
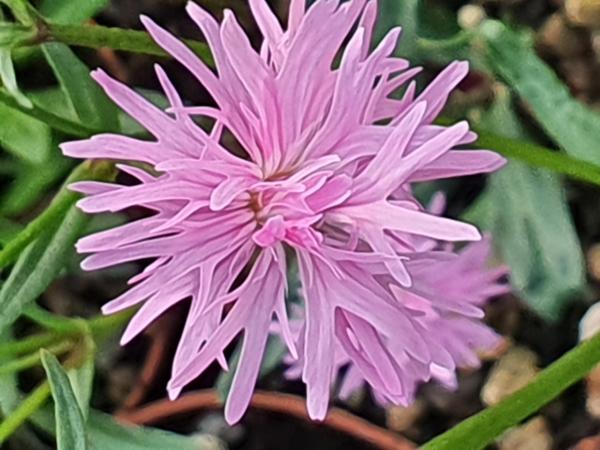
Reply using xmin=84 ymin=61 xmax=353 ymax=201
xmin=280 ymin=232 xmax=510 ymax=406
xmin=61 ymin=0 xmax=506 ymax=424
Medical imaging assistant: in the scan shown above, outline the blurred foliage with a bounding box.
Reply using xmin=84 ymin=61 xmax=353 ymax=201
xmin=466 ymin=87 xmax=585 ymax=321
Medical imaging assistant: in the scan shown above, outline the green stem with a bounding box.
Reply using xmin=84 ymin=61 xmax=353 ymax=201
xmin=22 ymin=304 xmax=88 ymax=335
xmin=421 ymin=332 xmax=600 ymax=450
xmin=0 ymin=307 xmax=135 ymax=360
xmin=42 ymin=22 xmax=212 ymax=64
xmin=0 ymin=382 xmax=50 ymax=445
xmin=0 ymin=160 xmax=115 ymax=269
xmin=0 ymin=333 xmax=60 ymax=358
xmin=0 ymin=341 xmax=74 ymax=376
xmin=475 ymin=128 xmax=600 ymax=186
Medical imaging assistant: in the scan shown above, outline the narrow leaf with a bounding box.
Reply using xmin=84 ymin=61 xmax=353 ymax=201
xmin=0 ymin=204 xmax=88 ymax=333
xmin=40 ymin=0 xmax=109 ymax=24
xmin=0 ymin=149 xmax=73 ymax=217
xmin=0 ymin=161 xmax=115 ymax=271
xmin=0 ymin=217 xmax=21 ymax=246
xmin=41 ymin=42 xmax=119 ymax=132
xmin=466 ymin=88 xmax=585 ymax=320
xmin=0 ymin=9 xmax=32 ymax=107
xmin=40 ymin=351 xmax=87 ymax=450
xmin=480 ymin=20 xmax=600 ymax=165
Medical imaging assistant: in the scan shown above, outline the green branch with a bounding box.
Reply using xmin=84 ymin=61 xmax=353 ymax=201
xmin=0 ymin=341 xmax=73 ymax=376
xmin=38 ymin=22 xmax=212 ymax=63
xmin=422 ymin=331 xmax=600 ymax=449
xmin=475 ymin=128 xmax=600 ymax=186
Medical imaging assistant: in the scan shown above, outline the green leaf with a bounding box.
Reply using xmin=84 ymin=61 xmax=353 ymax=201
xmin=0 ymin=23 xmax=36 ymax=48
xmin=0 ymin=217 xmax=21 ymax=246
xmin=0 ymin=204 xmax=89 ymax=333
xmin=41 ymin=42 xmax=119 ymax=132
xmin=0 ymin=97 xmax=53 ymax=164
xmin=28 ymin=88 xmax=79 ymax=123
xmin=29 ymin=87 xmax=163 ymax=137
xmin=0 ymin=88 xmax=97 ymax=137
xmin=66 ymin=332 xmax=95 ymax=420
xmin=32 ymin=407 xmax=213 ymax=450
xmin=0 ymin=148 xmax=73 ymax=217
xmin=40 ymin=351 xmax=88 ymax=450
xmin=40 ymin=0 xmax=109 ymax=24
xmin=0 ymin=329 xmax=19 ymax=417
xmin=466 ymin=88 xmax=585 ymax=321
xmin=480 ymin=20 xmax=600 ymax=165
xmin=0 ymin=102 xmax=52 ymax=164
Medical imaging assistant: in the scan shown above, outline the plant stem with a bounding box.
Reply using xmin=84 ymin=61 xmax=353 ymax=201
xmin=23 ymin=304 xmax=88 ymax=335
xmin=475 ymin=128 xmax=600 ymax=186
xmin=0 ymin=333 xmax=60 ymax=358
xmin=0 ymin=382 xmax=50 ymax=445
xmin=0 ymin=307 xmax=134 ymax=360
xmin=41 ymin=22 xmax=212 ymax=64
xmin=0 ymin=341 xmax=74 ymax=376
xmin=421 ymin=331 xmax=600 ymax=450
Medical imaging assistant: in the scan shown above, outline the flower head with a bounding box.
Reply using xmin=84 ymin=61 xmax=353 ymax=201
xmin=280 ymin=231 xmax=510 ymax=406
xmin=62 ymin=0 xmax=506 ymax=423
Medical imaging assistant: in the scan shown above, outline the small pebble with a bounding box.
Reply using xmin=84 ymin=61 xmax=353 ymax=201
xmin=499 ymin=416 xmax=553 ymax=450
xmin=565 ymin=0 xmax=600 ymax=28
xmin=190 ymin=434 xmax=227 ymax=450
xmin=574 ymin=434 xmax=600 ymax=449
xmin=457 ymin=5 xmax=487 ymax=30
xmin=537 ymin=13 xmax=588 ymax=57
xmin=558 ymin=56 xmax=597 ymax=97
xmin=386 ymin=400 xmax=426 ymax=433
xmin=481 ymin=346 xmax=539 ymax=406
xmin=587 ymin=244 xmax=600 ymax=281
xmin=579 ymin=302 xmax=600 ymax=418
xmin=591 ymin=30 xmax=600 ymax=62
xmin=478 ymin=336 xmax=511 ymax=362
